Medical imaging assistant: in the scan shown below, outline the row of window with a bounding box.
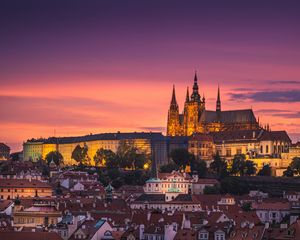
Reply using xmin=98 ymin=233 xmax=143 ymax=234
xmin=148 ymin=183 xmax=191 ymax=189
xmin=0 ymin=188 xmax=45 ymax=193
xmin=190 ymin=143 xmax=211 ymax=148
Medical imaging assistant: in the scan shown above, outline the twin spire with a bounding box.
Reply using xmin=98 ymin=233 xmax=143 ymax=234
xmin=170 ymin=71 xmax=221 ymax=111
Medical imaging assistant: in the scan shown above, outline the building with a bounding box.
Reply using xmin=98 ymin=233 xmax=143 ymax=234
xmin=167 ymin=72 xmax=259 ymax=136
xmin=0 ymin=179 xmax=53 ymax=200
xmin=69 ymin=218 xmax=113 ymax=240
xmin=0 ymin=143 xmax=10 ymax=160
xmin=211 ymin=129 xmax=291 ymax=161
xmin=144 ymin=171 xmax=218 ymax=196
xmin=188 ymin=133 xmax=214 ymax=161
xmin=23 ymin=132 xmax=168 ymax=166
xmin=252 ymin=201 xmax=290 ymax=224
xmin=282 ymin=141 xmax=300 ymax=164
xmin=13 ymin=199 xmax=62 ymax=227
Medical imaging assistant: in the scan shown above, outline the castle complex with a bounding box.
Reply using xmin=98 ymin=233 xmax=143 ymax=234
xmin=167 ymin=72 xmax=259 ymax=136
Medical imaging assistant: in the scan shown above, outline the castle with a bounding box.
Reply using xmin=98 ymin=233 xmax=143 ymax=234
xmin=167 ymin=72 xmax=259 ymax=136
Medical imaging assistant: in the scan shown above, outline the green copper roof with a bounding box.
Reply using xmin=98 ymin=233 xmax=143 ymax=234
xmin=167 ymin=187 xmax=181 ymax=193
xmin=146 ymin=178 xmax=161 ymax=183
xmin=105 ymin=184 xmax=114 ymax=191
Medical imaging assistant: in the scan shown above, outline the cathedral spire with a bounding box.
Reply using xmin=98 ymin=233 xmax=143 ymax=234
xmin=185 ymin=87 xmax=190 ymax=102
xmin=171 ymin=84 xmax=177 ymax=105
xmin=191 ymin=71 xmax=201 ymax=102
xmin=216 ymin=84 xmax=221 ymax=112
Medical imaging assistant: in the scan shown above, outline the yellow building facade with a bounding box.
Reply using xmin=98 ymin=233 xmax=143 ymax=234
xmin=23 ymin=132 xmax=166 ymax=166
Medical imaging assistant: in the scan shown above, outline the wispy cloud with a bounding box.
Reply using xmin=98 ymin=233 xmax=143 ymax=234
xmin=254 ymin=109 xmax=300 ymax=118
xmin=273 ymin=112 xmax=300 ymax=118
xmin=229 ymin=90 xmax=300 ymax=102
xmin=268 ymin=80 xmax=300 ymax=85
xmin=139 ymin=126 xmax=165 ymax=132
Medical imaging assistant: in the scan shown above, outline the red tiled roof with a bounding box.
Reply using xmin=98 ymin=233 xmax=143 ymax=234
xmin=273 ymin=220 xmax=300 ymax=239
xmin=229 ymin=225 xmax=265 ymax=240
xmin=0 ymin=179 xmax=52 ymax=188
xmin=0 ymin=232 xmax=62 ymax=240
xmin=197 ymin=178 xmax=219 ymax=184
xmin=174 ymin=228 xmax=198 ymax=240
xmin=252 ymin=201 xmax=290 ymax=211
xmin=0 ymin=200 xmax=13 ymax=211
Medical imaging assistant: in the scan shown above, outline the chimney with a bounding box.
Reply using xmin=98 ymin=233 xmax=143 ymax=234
xmin=86 ymin=212 xmax=91 ymax=220
xmin=147 ymin=211 xmax=151 ymax=221
xmin=139 ymin=224 xmax=145 ymax=240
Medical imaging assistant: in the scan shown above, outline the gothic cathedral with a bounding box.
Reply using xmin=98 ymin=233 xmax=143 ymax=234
xmin=167 ymin=72 xmax=259 ymax=136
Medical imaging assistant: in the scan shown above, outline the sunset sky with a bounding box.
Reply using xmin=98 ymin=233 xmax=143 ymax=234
xmin=1 ymin=0 xmax=300 ymax=152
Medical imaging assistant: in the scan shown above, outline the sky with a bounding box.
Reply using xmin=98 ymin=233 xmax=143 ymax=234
xmin=1 ymin=0 xmax=300 ymax=152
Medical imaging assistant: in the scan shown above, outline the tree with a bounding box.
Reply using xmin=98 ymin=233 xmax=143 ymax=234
xmin=241 ymin=202 xmax=252 ymax=212
xmin=209 ymin=153 xmax=228 ymax=179
xmin=190 ymin=158 xmax=207 ymax=177
xmin=94 ymin=148 xmax=116 ymax=167
xmin=55 ymin=182 xmax=63 ymax=195
xmin=71 ymin=144 xmax=90 ymax=165
xmin=283 ymin=166 xmax=294 ymax=177
xmin=45 ymin=151 xmax=63 ymax=166
xmin=290 ymin=157 xmax=300 ymax=175
xmin=244 ymin=160 xmax=256 ymax=176
xmin=133 ymin=152 xmax=151 ymax=170
xmin=203 ymin=185 xmax=220 ymax=194
xmin=220 ymin=177 xmax=249 ymax=195
xmin=170 ymin=148 xmax=193 ymax=169
xmin=230 ymin=155 xmax=245 ymax=176
xmin=257 ymin=164 xmax=272 ymax=176
xmin=116 ymin=140 xmax=149 ymax=170
xmin=230 ymin=155 xmax=256 ymax=176
xmin=160 ymin=162 xmax=179 ymax=173
xmin=10 ymin=152 xmax=21 ymax=161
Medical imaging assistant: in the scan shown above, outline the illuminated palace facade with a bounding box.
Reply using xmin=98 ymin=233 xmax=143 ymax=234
xmin=167 ymin=73 xmax=259 ymax=136
xmin=23 ymin=132 xmax=167 ymax=166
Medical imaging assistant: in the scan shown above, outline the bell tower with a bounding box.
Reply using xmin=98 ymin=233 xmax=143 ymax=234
xmin=167 ymin=85 xmax=181 ymax=136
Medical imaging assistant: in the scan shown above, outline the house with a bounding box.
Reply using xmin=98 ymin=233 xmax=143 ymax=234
xmin=0 ymin=199 xmax=13 ymax=215
xmin=270 ymin=220 xmax=300 ymax=239
xmin=69 ymin=218 xmax=113 ymax=240
xmin=143 ymin=223 xmax=177 ymax=240
xmin=0 ymin=143 xmax=10 ymax=160
xmin=283 ymin=191 xmax=300 ymax=202
xmin=13 ymin=199 xmax=62 ymax=227
xmin=228 ymin=225 xmax=265 ymax=240
xmin=174 ymin=229 xmax=197 ymax=240
xmin=144 ymin=171 xmax=218 ymax=195
xmin=0 ymin=179 xmax=53 ymax=199
xmin=252 ymin=201 xmax=290 ymax=224
xmin=120 ymin=227 xmax=140 ymax=240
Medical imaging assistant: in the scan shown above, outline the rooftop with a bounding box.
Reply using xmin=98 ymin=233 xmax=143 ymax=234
xmin=26 ymin=132 xmax=165 ymax=144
